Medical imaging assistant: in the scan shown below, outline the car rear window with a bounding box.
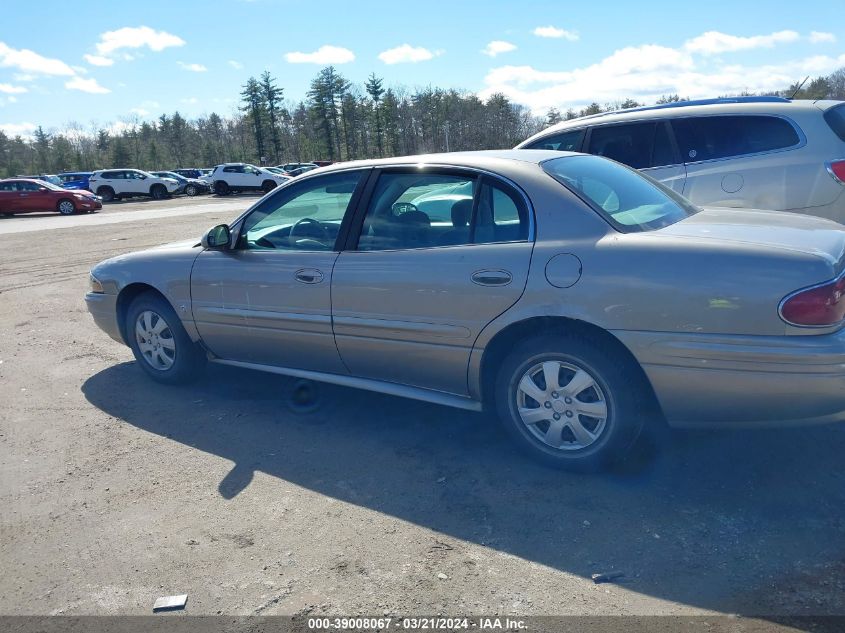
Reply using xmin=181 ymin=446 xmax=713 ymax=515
xmin=542 ymin=154 xmax=697 ymax=232
xmin=672 ymin=115 xmax=800 ymax=162
xmin=824 ymin=104 xmax=845 ymax=143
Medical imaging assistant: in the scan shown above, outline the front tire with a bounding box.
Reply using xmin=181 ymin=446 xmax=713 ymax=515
xmin=150 ymin=184 xmax=167 ymax=200
xmin=57 ymin=199 xmax=76 ymax=215
xmin=262 ymin=180 xmax=277 ymax=194
xmin=96 ymin=186 xmax=115 ymax=203
xmin=185 ymin=184 xmax=198 ymax=197
xmin=494 ymin=333 xmax=645 ymax=471
xmin=126 ymin=292 xmax=206 ymax=385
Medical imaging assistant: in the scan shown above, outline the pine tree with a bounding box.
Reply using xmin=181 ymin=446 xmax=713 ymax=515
xmin=240 ymin=77 xmax=266 ymax=162
xmin=260 ymin=71 xmax=284 ymax=163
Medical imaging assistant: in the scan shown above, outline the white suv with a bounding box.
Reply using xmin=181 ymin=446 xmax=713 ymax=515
xmin=88 ymin=169 xmax=180 ymax=202
xmin=209 ymin=163 xmax=290 ymax=196
xmin=518 ymin=97 xmax=845 ymax=223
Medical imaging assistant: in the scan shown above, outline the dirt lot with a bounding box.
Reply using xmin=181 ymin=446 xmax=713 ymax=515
xmin=1 ymin=195 xmax=844 ymax=620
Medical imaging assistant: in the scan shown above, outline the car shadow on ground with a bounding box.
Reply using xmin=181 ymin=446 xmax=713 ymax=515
xmin=82 ymin=361 xmax=845 ymax=619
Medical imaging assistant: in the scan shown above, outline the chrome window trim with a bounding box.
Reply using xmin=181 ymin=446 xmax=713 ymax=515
xmin=778 ymin=268 xmax=845 ymax=329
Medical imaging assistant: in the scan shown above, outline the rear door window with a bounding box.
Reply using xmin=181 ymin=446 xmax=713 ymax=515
xmin=672 ymin=115 xmax=800 ymax=162
xmin=587 ymin=122 xmax=672 ymax=169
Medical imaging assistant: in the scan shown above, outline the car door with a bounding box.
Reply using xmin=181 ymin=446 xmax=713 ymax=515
xmin=190 ymin=169 xmax=369 ymax=371
xmin=17 ymin=181 xmax=44 ymax=212
xmin=0 ymin=181 xmax=15 ymax=211
xmin=27 ymin=181 xmax=54 ymax=212
xmin=586 ymin=121 xmax=686 ymax=193
xmin=331 ymin=167 xmax=534 ymax=395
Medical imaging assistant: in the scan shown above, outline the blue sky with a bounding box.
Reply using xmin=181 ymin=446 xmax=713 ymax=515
xmin=0 ymin=0 xmax=842 ymax=137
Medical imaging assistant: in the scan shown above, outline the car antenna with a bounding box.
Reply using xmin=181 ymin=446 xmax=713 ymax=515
xmin=788 ymin=76 xmax=809 ymax=100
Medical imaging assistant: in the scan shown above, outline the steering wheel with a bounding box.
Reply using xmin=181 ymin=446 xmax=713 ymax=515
xmin=290 ymin=217 xmax=329 ymax=242
xmin=391 ymin=202 xmax=419 ymax=215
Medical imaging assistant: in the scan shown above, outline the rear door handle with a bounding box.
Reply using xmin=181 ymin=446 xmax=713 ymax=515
xmin=295 ymin=268 xmax=324 ymax=284
xmin=471 ymin=269 xmax=512 ymax=286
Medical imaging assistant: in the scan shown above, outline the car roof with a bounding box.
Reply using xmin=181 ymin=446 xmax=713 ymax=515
xmin=317 ymin=149 xmax=575 ymax=174
xmin=519 ymin=98 xmax=844 ymax=145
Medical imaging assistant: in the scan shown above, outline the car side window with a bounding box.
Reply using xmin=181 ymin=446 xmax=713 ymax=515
xmin=526 ymin=129 xmax=585 ymax=152
xmin=474 ymin=179 xmax=530 ymax=243
xmin=356 ymin=172 xmax=477 ymax=251
xmin=239 ymin=171 xmax=363 ymax=251
xmin=20 ymin=182 xmax=41 ymax=191
xmin=356 ymin=172 xmax=530 ymax=251
xmin=0 ymin=182 xmax=12 ymax=191
xmin=672 ymin=115 xmax=801 ymax=162
xmin=587 ymin=122 xmax=660 ymax=169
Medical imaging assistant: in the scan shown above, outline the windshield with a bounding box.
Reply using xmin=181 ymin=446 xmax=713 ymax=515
xmin=542 ymin=154 xmax=698 ymax=232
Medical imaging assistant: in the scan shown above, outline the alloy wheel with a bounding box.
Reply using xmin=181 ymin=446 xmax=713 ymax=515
xmin=515 ymin=360 xmax=609 ymax=451
xmin=134 ymin=310 xmax=176 ymax=370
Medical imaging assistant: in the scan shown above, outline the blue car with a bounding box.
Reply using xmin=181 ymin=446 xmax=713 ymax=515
xmin=58 ymin=172 xmax=93 ymax=191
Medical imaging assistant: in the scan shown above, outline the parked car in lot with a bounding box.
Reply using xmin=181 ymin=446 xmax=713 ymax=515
xmin=86 ymin=150 xmax=845 ymax=470
xmin=0 ymin=178 xmax=101 ymax=215
xmin=17 ymin=174 xmax=63 ymax=187
xmin=517 ymin=97 xmax=845 ymax=222
xmin=88 ymin=169 xmax=180 ymax=202
xmin=265 ymin=167 xmax=294 ymax=180
xmin=150 ymin=171 xmax=210 ymax=197
xmin=58 ymin=172 xmax=93 ymax=191
xmin=209 ymin=163 xmax=290 ymax=195
xmin=172 ymin=168 xmax=203 ymax=179
xmin=279 ymin=162 xmax=318 ymax=177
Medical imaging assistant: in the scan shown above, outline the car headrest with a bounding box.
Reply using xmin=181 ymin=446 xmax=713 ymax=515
xmin=450 ymin=199 xmax=472 ymax=227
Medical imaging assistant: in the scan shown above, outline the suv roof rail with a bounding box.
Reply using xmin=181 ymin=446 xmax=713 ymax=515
xmin=568 ymin=95 xmax=792 ymax=124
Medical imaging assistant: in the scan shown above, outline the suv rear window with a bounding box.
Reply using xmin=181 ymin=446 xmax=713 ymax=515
xmin=587 ymin=122 xmax=676 ymax=169
xmin=542 ymin=154 xmax=697 ymax=232
xmin=824 ymin=104 xmax=845 ymax=143
xmin=526 ymin=129 xmax=585 ymax=152
xmin=672 ymin=115 xmax=800 ymax=162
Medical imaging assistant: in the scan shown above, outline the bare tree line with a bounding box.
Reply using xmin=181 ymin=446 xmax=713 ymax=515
xmin=1 ymin=65 xmax=843 ymax=177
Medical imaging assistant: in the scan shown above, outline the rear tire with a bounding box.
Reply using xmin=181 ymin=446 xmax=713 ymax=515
xmin=57 ymin=199 xmax=76 ymax=215
xmin=126 ymin=292 xmax=206 ymax=385
xmin=494 ymin=333 xmax=646 ymax=471
xmin=214 ymin=181 xmax=230 ymax=196
xmin=150 ymin=184 xmax=167 ymax=200
xmin=185 ymin=184 xmax=198 ymax=197
xmin=96 ymin=186 xmax=115 ymax=203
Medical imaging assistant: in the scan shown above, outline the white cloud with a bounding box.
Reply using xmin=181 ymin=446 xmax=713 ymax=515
xmin=13 ymin=73 xmax=35 ymax=82
xmin=228 ymin=60 xmax=243 ymax=69
xmin=684 ymin=30 xmax=799 ymax=55
xmin=809 ymin=31 xmax=836 ymax=44
xmin=481 ymin=35 xmax=845 ymax=116
xmin=178 ymin=62 xmax=207 ymax=72
xmin=0 ymin=41 xmax=75 ymax=75
xmin=0 ymin=83 xmax=27 ymax=94
xmin=378 ymin=44 xmax=441 ymax=64
xmin=0 ymin=122 xmax=36 ymax=137
xmin=285 ymin=45 xmax=355 ymax=64
xmin=482 ymin=41 xmax=517 ymax=57
xmin=181 ymin=97 xmax=198 ymax=104
xmin=130 ymin=107 xmax=149 ymax=116
xmin=533 ymin=26 xmax=579 ymax=41
xmin=65 ymin=76 xmax=110 ymax=94
xmin=95 ymin=26 xmax=185 ymax=56
xmin=84 ymin=54 xmax=114 ymax=67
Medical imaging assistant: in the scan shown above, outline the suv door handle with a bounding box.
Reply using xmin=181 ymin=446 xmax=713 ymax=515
xmin=295 ymin=268 xmax=324 ymax=284
xmin=471 ymin=270 xmax=512 ymax=286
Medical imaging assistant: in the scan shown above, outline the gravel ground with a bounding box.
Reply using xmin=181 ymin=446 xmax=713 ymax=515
xmin=1 ymin=196 xmax=844 ymax=621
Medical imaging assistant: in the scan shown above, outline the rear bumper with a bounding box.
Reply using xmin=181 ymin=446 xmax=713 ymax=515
xmin=613 ymin=329 xmax=845 ymax=428
xmin=85 ymin=292 xmax=123 ymax=345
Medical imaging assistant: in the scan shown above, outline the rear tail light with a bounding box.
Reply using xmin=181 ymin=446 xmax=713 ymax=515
xmin=780 ymin=275 xmax=845 ymax=326
xmin=827 ymin=160 xmax=845 ymax=185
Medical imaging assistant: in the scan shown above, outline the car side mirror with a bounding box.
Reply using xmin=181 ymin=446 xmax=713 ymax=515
xmin=201 ymin=224 xmax=232 ymax=250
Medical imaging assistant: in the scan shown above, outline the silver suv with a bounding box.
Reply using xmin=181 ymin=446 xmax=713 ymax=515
xmin=518 ymin=97 xmax=845 ymax=222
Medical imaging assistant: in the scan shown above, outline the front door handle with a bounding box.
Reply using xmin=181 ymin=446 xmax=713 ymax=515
xmin=471 ymin=269 xmax=512 ymax=286
xmin=295 ymin=268 xmax=324 ymax=284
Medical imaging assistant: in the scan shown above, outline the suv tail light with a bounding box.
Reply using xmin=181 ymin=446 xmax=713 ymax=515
xmin=827 ymin=160 xmax=845 ymax=185
xmin=780 ymin=275 xmax=845 ymax=326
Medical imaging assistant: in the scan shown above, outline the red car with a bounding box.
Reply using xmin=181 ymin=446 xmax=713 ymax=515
xmin=0 ymin=178 xmax=102 ymax=216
